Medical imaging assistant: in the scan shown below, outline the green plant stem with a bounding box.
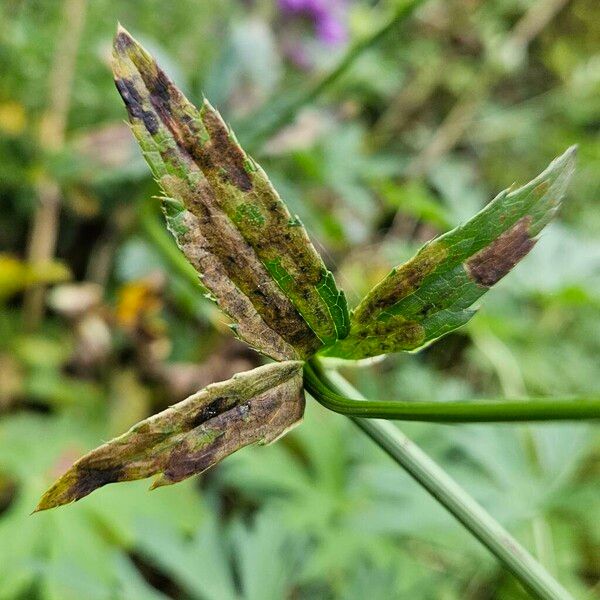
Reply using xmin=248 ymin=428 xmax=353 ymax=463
xmin=308 ymin=358 xmax=573 ymax=600
xmin=304 ymin=361 xmax=600 ymax=422
xmin=240 ymin=0 xmax=425 ymax=148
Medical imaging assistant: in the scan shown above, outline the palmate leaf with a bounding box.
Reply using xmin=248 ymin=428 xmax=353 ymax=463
xmin=36 ymin=362 xmax=304 ymax=511
xmin=112 ymin=26 xmax=349 ymax=361
xmin=323 ymin=147 xmax=577 ymax=359
xmin=36 ymin=23 xmax=580 ymax=515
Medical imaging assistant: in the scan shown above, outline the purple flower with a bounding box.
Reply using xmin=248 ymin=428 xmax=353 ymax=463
xmin=279 ymin=0 xmax=348 ymax=46
xmin=315 ymin=13 xmax=347 ymax=45
xmin=279 ymin=0 xmax=308 ymax=10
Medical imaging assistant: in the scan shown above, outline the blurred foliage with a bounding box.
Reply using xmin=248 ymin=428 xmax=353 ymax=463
xmin=0 ymin=0 xmax=598 ymax=598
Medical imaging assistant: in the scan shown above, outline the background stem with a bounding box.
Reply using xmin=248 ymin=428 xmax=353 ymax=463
xmin=23 ymin=0 xmax=87 ymax=329
xmin=238 ymin=0 xmax=425 ymax=148
xmin=311 ymin=360 xmax=573 ymax=600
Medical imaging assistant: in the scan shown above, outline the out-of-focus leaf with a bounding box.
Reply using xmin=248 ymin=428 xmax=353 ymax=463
xmin=0 ymin=254 xmax=70 ymax=302
xmin=113 ymin=555 xmax=170 ymax=600
xmin=137 ymin=506 xmax=305 ymax=600
xmin=219 ymin=402 xmax=399 ymax=584
xmin=428 ymin=156 xmax=489 ymax=226
xmin=323 ymin=147 xmax=576 ymax=359
xmin=0 ymin=101 xmax=26 ymax=135
xmin=111 ymin=26 xmax=349 ymax=360
xmin=203 ymin=17 xmax=282 ymax=111
xmin=36 ymin=361 xmax=304 ymax=510
xmin=232 ymin=509 xmax=305 ymax=600
xmin=378 ymin=179 xmax=452 ymax=229
xmin=136 ymin=512 xmax=238 ymax=600
xmin=507 ymin=223 xmax=600 ymax=295
xmin=0 ymin=413 xmax=203 ymax=599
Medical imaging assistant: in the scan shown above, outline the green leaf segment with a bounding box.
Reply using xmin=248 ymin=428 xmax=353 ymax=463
xmin=322 ymin=147 xmax=577 ymax=359
xmin=36 ymin=362 xmax=304 ymax=511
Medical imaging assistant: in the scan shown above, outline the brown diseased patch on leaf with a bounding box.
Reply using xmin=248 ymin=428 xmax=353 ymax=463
xmin=114 ymin=78 xmax=143 ymax=118
xmin=170 ymin=181 xmax=320 ymax=358
xmin=188 ymin=396 xmax=231 ymax=428
xmin=70 ymin=466 xmax=124 ymax=500
xmin=34 ymin=362 xmax=305 ymax=511
xmin=533 ymin=180 xmax=550 ymax=198
xmin=111 ymin=26 xmax=350 ymax=352
xmin=353 ymin=241 xmax=448 ymax=321
xmin=466 ymin=216 xmax=535 ymax=287
xmin=200 ymin=106 xmax=253 ymax=192
xmin=114 ymin=29 xmax=134 ymax=53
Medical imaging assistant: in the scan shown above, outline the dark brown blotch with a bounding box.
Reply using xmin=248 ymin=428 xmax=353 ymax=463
xmin=466 ymin=216 xmax=535 ymax=287
xmin=163 ymin=442 xmax=219 ymax=483
xmin=141 ymin=110 xmax=159 ymax=134
xmin=533 ymin=181 xmax=550 ymax=198
xmin=71 ymin=465 xmax=124 ymax=501
xmin=163 ymin=402 xmax=253 ymax=483
xmin=144 ymin=78 xmax=198 ymax=160
xmin=114 ymin=78 xmax=144 ymax=119
xmin=188 ymin=396 xmax=231 ymax=428
xmin=147 ymin=69 xmax=172 ymax=104
xmin=114 ymin=31 xmax=134 ymax=53
xmin=363 ymin=244 xmax=447 ymax=317
xmin=202 ymin=108 xmax=253 ymax=192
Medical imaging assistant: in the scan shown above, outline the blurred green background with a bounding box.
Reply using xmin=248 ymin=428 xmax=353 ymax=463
xmin=1 ymin=0 xmax=599 ymax=598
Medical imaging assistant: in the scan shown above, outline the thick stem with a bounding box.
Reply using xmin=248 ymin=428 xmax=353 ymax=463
xmin=310 ymin=360 xmax=573 ymax=600
xmin=304 ymin=362 xmax=600 ymax=422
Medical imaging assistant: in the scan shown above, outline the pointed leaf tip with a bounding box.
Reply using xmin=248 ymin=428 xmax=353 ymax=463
xmin=113 ymin=23 xmax=133 ymax=52
xmin=149 ymin=475 xmax=171 ymax=491
xmin=114 ymin=22 xmax=135 ymax=46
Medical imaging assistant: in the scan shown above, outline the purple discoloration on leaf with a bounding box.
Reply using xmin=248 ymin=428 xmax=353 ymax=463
xmin=466 ymin=216 xmax=536 ymax=287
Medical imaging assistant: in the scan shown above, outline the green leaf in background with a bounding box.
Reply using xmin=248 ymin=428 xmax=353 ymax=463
xmin=0 ymin=254 xmax=71 ymax=303
xmin=111 ymin=26 xmax=349 ymax=361
xmin=323 ymin=146 xmax=577 ymax=359
xmin=0 ymin=413 xmax=203 ymax=600
xmin=36 ymin=361 xmax=304 ymax=511
xmin=136 ymin=506 xmax=305 ymax=600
